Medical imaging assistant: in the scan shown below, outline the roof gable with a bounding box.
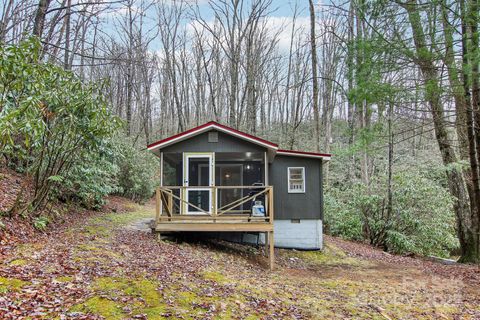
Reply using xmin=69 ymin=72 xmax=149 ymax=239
xmin=147 ymin=121 xmax=278 ymax=151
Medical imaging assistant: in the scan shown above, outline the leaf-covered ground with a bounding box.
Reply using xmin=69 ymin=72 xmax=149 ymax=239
xmin=0 ymin=198 xmax=479 ymax=319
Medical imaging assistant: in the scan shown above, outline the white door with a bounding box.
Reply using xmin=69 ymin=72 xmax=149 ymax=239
xmin=183 ymin=153 xmax=214 ymax=214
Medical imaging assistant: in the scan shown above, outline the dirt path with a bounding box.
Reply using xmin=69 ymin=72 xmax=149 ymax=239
xmin=0 ymin=199 xmax=479 ymax=319
xmin=124 ymin=217 xmax=153 ymax=233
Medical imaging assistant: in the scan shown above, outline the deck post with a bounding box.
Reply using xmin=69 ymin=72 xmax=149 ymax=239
xmin=268 ymin=187 xmax=274 ymax=270
xmin=160 ymin=153 xmax=163 ymax=218
xmin=268 ymin=187 xmax=274 ymax=224
xmin=268 ymin=231 xmax=274 ymax=270
xmin=264 ymin=152 xmax=268 ymax=185
xmin=155 ymin=188 xmax=160 ymax=225
xmin=212 ymin=186 xmax=217 ymax=219
xmin=168 ymin=192 xmax=173 ymax=216
xmin=264 ymin=231 xmax=269 ymax=256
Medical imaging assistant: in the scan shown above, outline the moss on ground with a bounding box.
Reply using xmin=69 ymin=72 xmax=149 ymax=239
xmin=70 ymin=276 xmax=166 ymax=318
xmin=177 ymin=290 xmax=198 ymax=307
xmin=15 ymin=243 xmax=45 ymax=256
xmin=201 ymin=270 xmax=228 ymax=283
xmin=76 ymin=244 xmax=102 ymax=252
xmin=70 ymin=296 xmax=124 ymax=320
xmin=55 ymin=276 xmax=74 ymax=283
xmin=142 ymin=306 xmax=167 ymax=319
xmin=0 ymin=276 xmax=28 ymax=293
xmin=318 ymin=279 xmax=362 ymax=297
xmin=73 ymin=242 xmax=121 ymax=263
xmin=91 ymin=208 xmax=152 ymax=228
xmin=9 ymin=259 xmax=28 ymax=266
xmin=296 ymin=243 xmax=371 ymax=267
xmin=93 ymin=277 xmax=163 ymax=305
xmin=82 ymin=224 xmax=110 ymax=237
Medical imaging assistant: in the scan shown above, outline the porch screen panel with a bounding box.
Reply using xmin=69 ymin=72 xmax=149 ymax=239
xmin=188 ymin=158 xmax=210 ymax=186
xmin=162 ymin=153 xmax=182 ymax=214
xmin=215 ymin=152 xmax=265 ymax=214
xmin=216 ymin=164 xmax=243 ymax=212
xmin=187 ymin=190 xmax=210 ymax=212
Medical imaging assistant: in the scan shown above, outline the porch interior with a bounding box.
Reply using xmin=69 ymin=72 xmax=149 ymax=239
xmin=155 ymin=151 xmax=273 ymax=228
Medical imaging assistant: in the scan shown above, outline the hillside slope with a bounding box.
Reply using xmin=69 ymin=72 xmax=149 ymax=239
xmin=0 ymin=198 xmax=479 ymax=319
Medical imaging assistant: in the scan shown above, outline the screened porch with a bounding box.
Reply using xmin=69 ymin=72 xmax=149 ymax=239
xmin=154 ymin=151 xmax=274 ymax=227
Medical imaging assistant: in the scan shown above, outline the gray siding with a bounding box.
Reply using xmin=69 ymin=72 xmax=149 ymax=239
xmin=269 ymin=155 xmax=323 ymax=220
xmin=160 ymin=129 xmax=324 ymax=221
xmin=161 ymin=130 xmax=267 ymax=153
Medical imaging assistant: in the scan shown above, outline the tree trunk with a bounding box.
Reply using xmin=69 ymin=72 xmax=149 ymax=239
xmin=347 ymin=1 xmax=356 ymax=179
xmin=441 ymin=0 xmax=480 ymax=263
xmin=0 ymin=0 xmax=14 ymax=42
xmin=125 ymin=1 xmax=134 ymax=136
xmin=462 ymin=0 xmax=480 ymax=262
xmin=33 ymin=0 xmax=51 ymax=38
xmin=405 ymin=1 xmax=478 ymax=263
xmin=63 ymin=0 xmax=71 ymax=70
xmin=309 ymin=0 xmax=320 ymax=152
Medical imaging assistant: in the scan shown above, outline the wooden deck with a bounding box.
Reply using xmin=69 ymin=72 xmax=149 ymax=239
xmin=155 ymin=222 xmax=273 ymax=232
xmin=153 ymin=186 xmax=275 ymax=269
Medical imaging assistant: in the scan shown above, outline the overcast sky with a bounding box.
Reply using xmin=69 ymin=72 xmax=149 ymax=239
xmin=99 ymin=0 xmax=319 ymax=53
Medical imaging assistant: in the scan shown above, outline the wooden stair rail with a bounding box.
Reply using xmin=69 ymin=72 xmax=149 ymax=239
xmin=159 ymin=189 xmax=173 ymax=217
xmin=159 ymin=187 xmax=212 ymax=215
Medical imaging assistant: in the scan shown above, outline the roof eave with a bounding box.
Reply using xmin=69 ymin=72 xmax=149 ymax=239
xmin=276 ymin=149 xmax=332 ymax=161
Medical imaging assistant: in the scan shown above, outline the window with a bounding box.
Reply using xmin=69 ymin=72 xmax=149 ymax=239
xmin=288 ymin=167 xmax=305 ymax=193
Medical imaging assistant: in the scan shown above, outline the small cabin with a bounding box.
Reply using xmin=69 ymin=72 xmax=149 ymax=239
xmin=147 ymin=121 xmax=331 ymax=269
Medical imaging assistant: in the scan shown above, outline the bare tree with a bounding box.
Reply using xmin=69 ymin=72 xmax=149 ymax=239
xmin=309 ymin=0 xmax=320 ymax=152
xmin=33 ymin=0 xmax=51 ymax=37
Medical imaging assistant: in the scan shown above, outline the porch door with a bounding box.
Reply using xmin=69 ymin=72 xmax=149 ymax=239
xmin=183 ymin=153 xmax=214 ymax=214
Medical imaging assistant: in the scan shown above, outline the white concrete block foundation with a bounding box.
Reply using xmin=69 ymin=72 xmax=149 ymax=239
xmin=273 ymin=219 xmax=323 ymax=250
xmin=217 ymin=219 xmax=323 ymax=250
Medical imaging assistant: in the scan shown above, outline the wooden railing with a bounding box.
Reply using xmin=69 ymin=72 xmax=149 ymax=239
xmin=155 ymin=185 xmax=274 ymax=225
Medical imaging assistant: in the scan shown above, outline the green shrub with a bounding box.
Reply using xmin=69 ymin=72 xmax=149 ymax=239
xmin=59 ymin=136 xmax=159 ymax=207
xmin=324 ymin=188 xmax=363 ymax=241
xmin=60 ymin=142 xmax=120 ymax=209
xmin=324 ymin=168 xmax=458 ymax=258
xmin=0 ymin=37 xmax=121 ymax=213
xmin=115 ymin=137 xmax=158 ymax=203
xmin=33 ymin=216 xmax=49 ymax=231
xmin=388 ymin=170 xmax=457 ymax=257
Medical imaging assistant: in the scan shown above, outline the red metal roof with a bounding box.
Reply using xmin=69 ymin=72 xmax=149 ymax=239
xmin=147 ymin=121 xmax=331 ymax=160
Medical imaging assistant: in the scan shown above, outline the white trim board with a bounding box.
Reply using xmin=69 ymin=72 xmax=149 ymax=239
xmin=183 ymin=152 xmax=214 ymax=214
